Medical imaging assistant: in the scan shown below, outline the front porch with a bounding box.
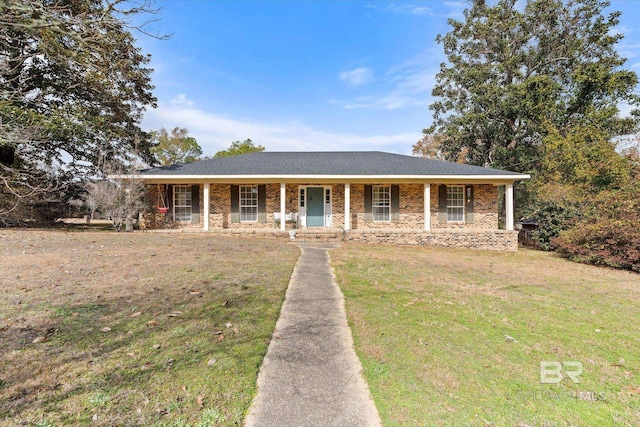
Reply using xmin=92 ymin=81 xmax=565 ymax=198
xmin=141 ymin=182 xmax=517 ymax=233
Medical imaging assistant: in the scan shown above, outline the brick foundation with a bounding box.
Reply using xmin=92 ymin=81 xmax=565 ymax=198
xmin=341 ymin=229 xmax=518 ymax=252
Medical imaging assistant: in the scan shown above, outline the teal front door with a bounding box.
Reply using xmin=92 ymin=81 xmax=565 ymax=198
xmin=306 ymin=187 xmax=324 ymax=227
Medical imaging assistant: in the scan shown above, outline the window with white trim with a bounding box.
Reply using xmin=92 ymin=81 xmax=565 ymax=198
xmin=240 ymin=185 xmax=258 ymax=222
xmin=446 ymin=185 xmax=464 ymax=222
xmin=372 ymin=185 xmax=390 ymax=222
xmin=173 ymin=185 xmax=192 ymax=222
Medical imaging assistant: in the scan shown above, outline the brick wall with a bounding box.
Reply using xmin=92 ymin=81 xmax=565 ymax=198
xmin=431 ymin=184 xmax=499 ymax=230
xmin=350 ymin=184 xmax=498 ymax=230
xmin=342 ymin=229 xmax=518 ymax=252
xmin=140 ymin=184 xmax=203 ymax=230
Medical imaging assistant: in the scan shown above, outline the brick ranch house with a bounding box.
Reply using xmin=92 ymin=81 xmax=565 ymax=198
xmin=127 ymin=151 xmax=529 ymax=251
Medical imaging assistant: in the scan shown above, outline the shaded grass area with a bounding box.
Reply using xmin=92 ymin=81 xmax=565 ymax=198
xmin=332 ymin=245 xmax=640 ymax=426
xmin=0 ymin=230 xmax=299 ymax=426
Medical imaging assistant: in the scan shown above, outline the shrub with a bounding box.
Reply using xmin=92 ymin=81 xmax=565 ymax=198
xmin=552 ymin=186 xmax=640 ymax=272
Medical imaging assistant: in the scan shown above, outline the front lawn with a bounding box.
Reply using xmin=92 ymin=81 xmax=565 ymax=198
xmin=0 ymin=231 xmax=298 ymax=426
xmin=332 ymin=245 xmax=640 ymax=426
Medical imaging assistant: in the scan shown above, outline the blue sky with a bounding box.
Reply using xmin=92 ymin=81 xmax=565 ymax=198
xmin=137 ymin=1 xmax=640 ymax=157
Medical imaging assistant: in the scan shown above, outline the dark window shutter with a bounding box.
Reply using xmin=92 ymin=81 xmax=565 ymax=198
xmin=438 ymin=184 xmax=447 ymax=224
xmin=230 ymin=185 xmax=239 ymax=223
xmin=167 ymin=184 xmax=174 ymax=222
xmin=191 ymin=185 xmax=200 ymax=224
xmin=364 ymin=185 xmax=372 ymax=222
xmin=465 ymin=185 xmax=474 ymax=224
xmin=391 ymin=185 xmax=400 ymax=222
xmin=258 ymin=184 xmax=267 ymax=223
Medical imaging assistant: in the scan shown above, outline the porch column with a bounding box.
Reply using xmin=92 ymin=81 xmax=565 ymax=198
xmin=423 ymin=183 xmax=431 ymax=231
xmin=203 ymin=183 xmax=210 ymax=231
xmin=344 ymin=183 xmax=351 ymax=230
xmin=505 ymin=182 xmax=514 ymax=231
xmin=280 ymin=182 xmax=286 ymax=231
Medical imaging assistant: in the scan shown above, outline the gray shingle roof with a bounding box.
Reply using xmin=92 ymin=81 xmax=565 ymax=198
xmin=139 ymin=151 xmax=526 ymax=177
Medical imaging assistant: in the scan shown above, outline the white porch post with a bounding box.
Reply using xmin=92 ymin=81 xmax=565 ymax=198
xmin=203 ymin=183 xmax=210 ymax=231
xmin=344 ymin=183 xmax=351 ymax=230
xmin=423 ymin=183 xmax=431 ymax=231
xmin=505 ymin=182 xmax=514 ymax=231
xmin=280 ymin=182 xmax=286 ymax=231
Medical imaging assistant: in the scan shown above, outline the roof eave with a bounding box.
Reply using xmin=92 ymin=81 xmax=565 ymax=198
xmin=113 ymin=173 xmax=530 ymax=184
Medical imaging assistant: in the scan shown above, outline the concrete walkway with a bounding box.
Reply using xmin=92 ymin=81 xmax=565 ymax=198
xmin=245 ymin=242 xmax=382 ymax=427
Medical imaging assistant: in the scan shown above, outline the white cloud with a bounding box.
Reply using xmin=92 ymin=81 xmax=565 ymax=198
xmin=142 ymin=96 xmax=420 ymax=156
xmin=619 ymin=42 xmax=640 ymax=60
xmin=170 ymin=93 xmax=194 ymax=107
xmin=336 ymin=52 xmax=438 ymax=111
xmin=339 ymin=67 xmax=375 ymax=86
xmin=441 ymin=1 xmax=466 ymax=19
xmin=367 ymin=3 xmax=431 ymax=16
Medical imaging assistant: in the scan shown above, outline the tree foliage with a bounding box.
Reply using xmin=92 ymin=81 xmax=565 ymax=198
xmin=214 ymin=139 xmax=264 ymax=158
xmin=412 ymin=133 xmax=446 ymax=160
xmin=150 ymin=127 xmax=202 ymax=166
xmin=541 ymin=124 xmax=633 ymax=191
xmin=426 ymin=0 xmax=639 ymax=172
xmin=0 ymin=0 xmax=158 ymax=224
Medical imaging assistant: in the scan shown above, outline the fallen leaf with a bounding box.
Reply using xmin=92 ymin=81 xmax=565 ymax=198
xmin=233 ymin=327 xmax=239 ymax=334
xmin=153 ymin=344 xmax=161 ymax=349
xmin=196 ymin=396 xmax=204 ymax=406
xmin=188 ymin=290 xmax=200 ymax=295
xmin=225 ymin=322 xmax=233 ymax=328
xmin=213 ymin=330 xmax=223 ymax=335
xmin=623 ymin=385 xmax=640 ymax=394
xmin=130 ymin=312 xmax=142 ymax=318
xmin=207 ymin=358 xmax=217 ymax=366
xmin=147 ymin=320 xmax=158 ymax=326
xmin=32 ymin=336 xmax=46 ymax=344
xmin=101 ymin=327 xmax=111 ymax=333
xmin=218 ymin=334 xmax=224 ymax=341
xmin=181 ymin=385 xmax=187 ymax=392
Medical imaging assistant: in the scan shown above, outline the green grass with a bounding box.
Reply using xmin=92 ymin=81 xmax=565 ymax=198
xmin=332 ymin=245 xmax=640 ymax=426
xmin=0 ymin=230 xmax=299 ymax=426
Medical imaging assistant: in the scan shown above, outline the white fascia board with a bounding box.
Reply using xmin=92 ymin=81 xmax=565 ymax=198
xmin=124 ymin=173 xmax=530 ymax=181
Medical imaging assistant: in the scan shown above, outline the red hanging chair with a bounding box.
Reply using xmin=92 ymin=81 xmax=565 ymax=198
xmin=157 ymin=185 xmax=169 ymax=213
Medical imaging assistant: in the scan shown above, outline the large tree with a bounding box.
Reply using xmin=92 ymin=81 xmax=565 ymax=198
xmin=214 ymin=139 xmax=264 ymax=158
xmin=424 ymin=0 xmax=639 ymax=172
xmin=0 ymin=0 xmax=158 ymax=224
xmin=150 ymin=127 xmax=202 ymax=166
